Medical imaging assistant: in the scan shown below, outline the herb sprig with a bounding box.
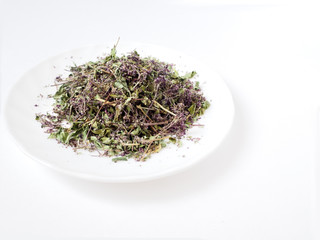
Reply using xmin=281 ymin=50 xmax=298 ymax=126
xmin=36 ymin=43 xmax=210 ymax=161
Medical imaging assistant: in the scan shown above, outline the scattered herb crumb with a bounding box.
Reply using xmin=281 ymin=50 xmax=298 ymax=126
xmin=112 ymin=157 xmax=128 ymax=163
xmin=187 ymin=136 xmax=201 ymax=143
xmin=36 ymin=42 xmax=210 ymax=161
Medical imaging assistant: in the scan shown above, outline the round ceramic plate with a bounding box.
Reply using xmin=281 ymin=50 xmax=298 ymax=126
xmin=4 ymin=42 xmax=234 ymax=182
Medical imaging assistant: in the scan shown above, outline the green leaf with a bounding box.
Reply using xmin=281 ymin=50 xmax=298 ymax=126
xmin=95 ymin=141 xmax=103 ymax=148
xmin=195 ymin=81 xmax=200 ymax=90
xmin=114 ymin=82 xmax=124 ymax=89
xmin=149 ymin=136 xmax=156 ymax=140
xmin=94 ymin=94 xmax=105 ymax=103
xmin=102 ymin=145 xmax=110 ymax=150
xmin=90 ymin=136 xmax=102 ymax=148
xmin=108 ymin=107 xmax=114 ymax=113
xmin=178 ymin=89 xmax=185 ymax=95
xmin=48 ymin=133 xmax=56 ymax=139
xmin=188 ymin=103 xmax=196 ymax=116
xmin=110 ymin=45 xmax=117 ymax=59
xmin=101 ymin=137 xmax=111 ymax=144
xmin=173 ymin=71 xmax=197 ymax=81
xmin=82 ymin=126 xmax=89 ymax=141
xmin=114 ymin=104 xmax=122 ymax=121
xmin=65 ymin=131 xmax=77 ymax=144
xmin=171 ymin=69 xmax=179 ymax=79
xmin=182 ymin=71 xmax=197 ymax=80
xmin=54 ymin=84 xmax=66 ymax=97
xmin=202 ymin=100 xmax=210 ymax=109
xmin=141 ymin=96 xmax=151 ymax=106
xmin=124 ymin=97 xmax=132 ymax=106
xmin=131 ymin=126 xmax=141 ymax=136
xmin=92 ymin=121 xmax=98 ymax=129
xmin=90 ymin=136 xmax=98 ymax=141
xmin=126 ymin=105 xmax=131 ymax=114
xmin=112 ymin=157 xmax=128 ymax=162
xmin=55 ymin=128 xmax=70 ymax=143
xmin=92 ymin=128 xmax=105 ymax=136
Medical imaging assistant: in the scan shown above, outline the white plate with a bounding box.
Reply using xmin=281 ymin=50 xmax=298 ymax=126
xmin=4 ymin=42 xmax=234 ymax=182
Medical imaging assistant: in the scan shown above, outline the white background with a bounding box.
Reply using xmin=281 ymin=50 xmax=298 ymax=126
xmin=1 ymin=0 xmax=320 ymax=239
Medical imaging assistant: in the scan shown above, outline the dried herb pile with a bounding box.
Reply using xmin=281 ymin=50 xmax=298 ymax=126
xmin=36 ymin=44 xmax=210 ymax=161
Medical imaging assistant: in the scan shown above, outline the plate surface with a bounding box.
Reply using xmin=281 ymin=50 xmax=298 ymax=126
xmin=4 ymin=42 xmax=234 ymax=182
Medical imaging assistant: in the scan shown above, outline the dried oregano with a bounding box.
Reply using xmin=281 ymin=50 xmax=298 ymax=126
xmin=36 ymin=42 xmax=210 ymax=161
